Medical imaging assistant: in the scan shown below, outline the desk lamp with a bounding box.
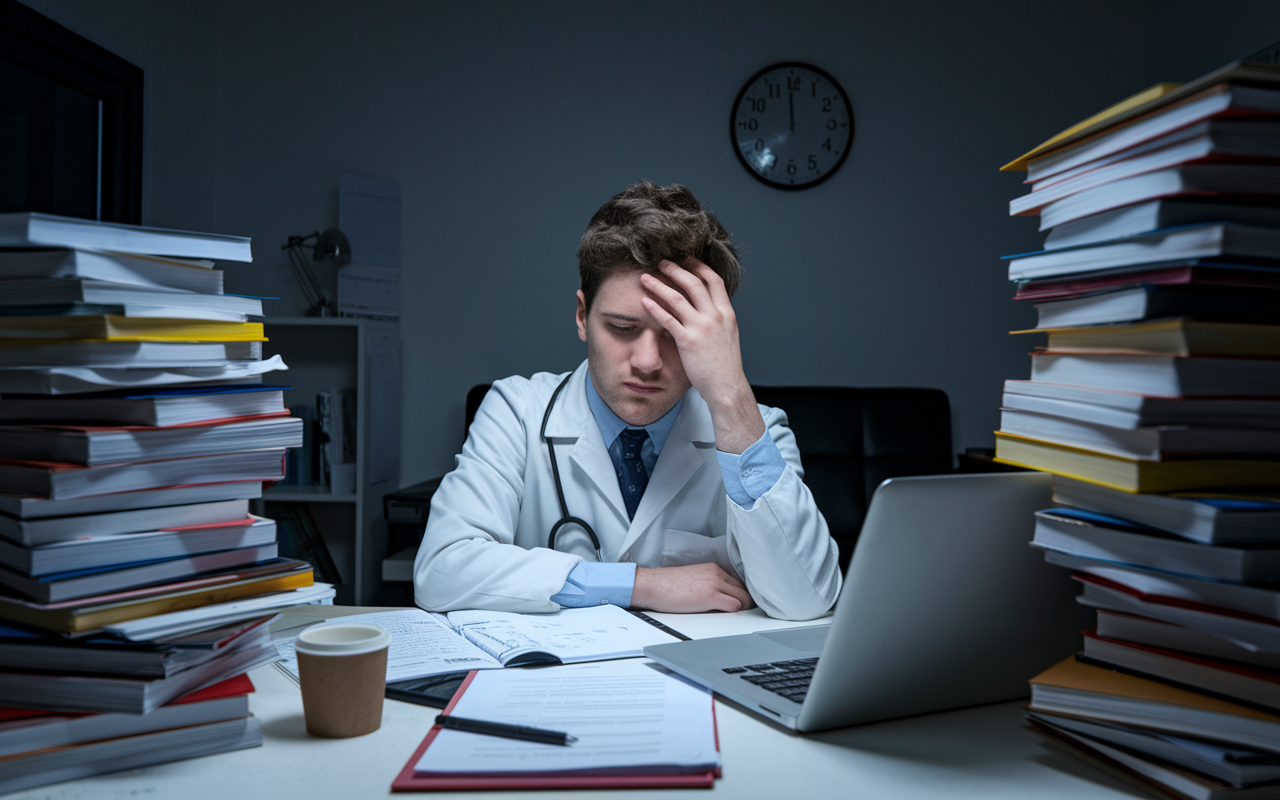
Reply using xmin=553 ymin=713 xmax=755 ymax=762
xmin=283 ymin=228 xmax=352 ymax=316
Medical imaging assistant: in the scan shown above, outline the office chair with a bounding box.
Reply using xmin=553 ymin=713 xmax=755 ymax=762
xmin=749 ymin=387 xmax=953 ymax=572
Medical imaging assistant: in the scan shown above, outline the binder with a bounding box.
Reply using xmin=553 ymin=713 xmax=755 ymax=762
xmin=390 ymin=670 xmax=721 ymax=791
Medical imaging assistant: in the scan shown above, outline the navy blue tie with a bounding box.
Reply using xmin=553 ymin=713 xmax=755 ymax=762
xmin=617 ymin=428 xmax=650 ymax=520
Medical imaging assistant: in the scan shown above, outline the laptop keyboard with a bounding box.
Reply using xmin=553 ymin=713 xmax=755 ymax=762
xmin=722 ymin=656 xmax=818 ymax=704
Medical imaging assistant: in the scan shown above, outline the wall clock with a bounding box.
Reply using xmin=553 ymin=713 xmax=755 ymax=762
xmin=730 ymin=62 xmax=853 ymax=190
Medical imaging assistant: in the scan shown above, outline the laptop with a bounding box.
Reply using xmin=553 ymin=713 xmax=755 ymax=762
xmin=644 ymin=472 xmax=1090 ymax=731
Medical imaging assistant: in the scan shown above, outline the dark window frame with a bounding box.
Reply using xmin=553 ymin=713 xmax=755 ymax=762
xmin=0 ymin=0 xmax=143 ymax=224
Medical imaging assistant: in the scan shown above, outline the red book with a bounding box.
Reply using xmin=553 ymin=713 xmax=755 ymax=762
xmin=391 ymin=671 xmax=720 ymax=792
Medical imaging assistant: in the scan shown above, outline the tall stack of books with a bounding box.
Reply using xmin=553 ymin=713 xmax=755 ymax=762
xmin=0 ymin=212 xmax=332 ymax=793
xmin=994 ymin=62 xmax=1280 ymax=799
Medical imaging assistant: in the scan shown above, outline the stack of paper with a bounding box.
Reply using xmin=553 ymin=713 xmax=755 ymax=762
xmin=393 ymin=659 xmax=720 ymax=790
xmin=998 ymin=60 xmax=1280 ymax=799
xmin=0 ymin=213 xmax=332 ymax=793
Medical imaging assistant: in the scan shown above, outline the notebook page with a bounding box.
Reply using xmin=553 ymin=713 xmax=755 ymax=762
xmin=443 ymin=605 xmax=679 ymax=664
xmin=415 ymin=659 xmax=718 ymax=775
xmin=276 ymin=608 xmax=502 ymax=681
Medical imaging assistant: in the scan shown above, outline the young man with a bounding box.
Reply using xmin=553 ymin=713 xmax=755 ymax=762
xmin=413 ymin=181 xmax=841 ymax=620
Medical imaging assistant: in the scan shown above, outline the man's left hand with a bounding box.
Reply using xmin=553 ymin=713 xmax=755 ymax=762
xmin=640 ymin=260 xmax=765 ymax=454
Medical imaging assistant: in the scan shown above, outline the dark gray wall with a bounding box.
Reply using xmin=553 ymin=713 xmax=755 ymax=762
xmin=17 ymin=0 xmax=1278 ymax=485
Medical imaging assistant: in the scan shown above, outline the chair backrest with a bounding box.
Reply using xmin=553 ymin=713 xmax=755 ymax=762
xmin=462 ymin=382 xmax=953 ymax=572
xmin=750 ymin=386 xmax=953 ymax=572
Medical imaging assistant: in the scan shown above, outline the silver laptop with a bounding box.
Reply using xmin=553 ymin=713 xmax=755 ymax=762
xmin=644 ymin=472 xmax=1090 ymax=731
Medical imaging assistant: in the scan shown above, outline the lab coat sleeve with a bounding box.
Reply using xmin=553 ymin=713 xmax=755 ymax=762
xmin=413 ymin=380 xmax=582 ymax=612
xmin=725 ymin=405 xmax=843 ymax=621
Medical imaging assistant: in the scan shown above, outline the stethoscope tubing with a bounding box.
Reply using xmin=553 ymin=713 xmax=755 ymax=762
xmin=540 ymin=373 xmax=603 ymax=561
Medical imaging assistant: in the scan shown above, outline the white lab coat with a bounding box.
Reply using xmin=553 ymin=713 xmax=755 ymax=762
xmin=413 ymin=360 xmax=842 ymax=620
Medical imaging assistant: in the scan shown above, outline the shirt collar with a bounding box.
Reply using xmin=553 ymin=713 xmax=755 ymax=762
xmin=585 ymin=371 xmax=683 ymax=455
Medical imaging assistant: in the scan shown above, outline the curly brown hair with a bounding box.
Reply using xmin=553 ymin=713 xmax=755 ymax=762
xmin=577 ymin=181 xmax=742 ymax=313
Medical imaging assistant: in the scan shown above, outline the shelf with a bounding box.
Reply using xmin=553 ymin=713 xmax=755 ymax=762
xmin=263 ymin=316 xmax=398 ymax=327
xmin=262 ymin=488 xmax=358 ymax=503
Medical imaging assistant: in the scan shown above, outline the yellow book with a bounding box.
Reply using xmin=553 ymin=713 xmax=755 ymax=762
xmin=994 ymin=431 xmax=1280 ymax=493
xmin=1030 ymin=656 xmax=1280 ymax=724
xmin=1012 ymin=318 xmax=1280 ymax=357
xmin=0 ymin=567 xmax=313 ymax=634
xmin=1001 ymin=82 xmax=1182 ymax=172
xmin=0 ymin=316 xmax=265 ymax=342
xmin=1002 ymin=60 xmax=1280 ymax=171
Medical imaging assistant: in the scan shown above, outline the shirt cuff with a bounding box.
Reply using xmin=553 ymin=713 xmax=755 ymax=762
xmin=550 ymin=561 xmax=637 ymax=608
xmin=716 ymin=431 xmax=787 ymax=509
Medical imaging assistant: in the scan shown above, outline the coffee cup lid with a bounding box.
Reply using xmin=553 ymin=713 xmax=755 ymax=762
xmin=294 ymin=623 xmax=391 ymax=656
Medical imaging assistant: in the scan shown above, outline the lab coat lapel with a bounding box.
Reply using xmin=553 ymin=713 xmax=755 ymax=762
xmin=545 ymin=364 xmax=629 ymax=525
xmin=619 ymin=389 xmax=715 ymax=556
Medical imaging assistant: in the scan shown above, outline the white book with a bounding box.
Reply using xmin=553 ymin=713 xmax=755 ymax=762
xmin=103 ymin=583 xmax=335 ymax=641
xmin=0 ymin=498 xmax=251 ymax=546
xmin=0 ymin=386 xmax=285 ymax=427
xmin=0 ymin=448 xmax=288 ymax=500
xmin=0 ymin=213 xmax=252 ymax=262
xmin=0 ymin=481 xmax=262 ymax=520
xmin=1025 ymin=84 xmax=1280 ymax=182
xmin=1001 ymin=387 xmax=1280 ymax=430
xmin=0 ymin=515 xmax=276 ymax=576
xmin=1044 ymin=199 xmax=1280 ymax=251
xmin=1032 ymin=509 xmax=1280 ymax=583
xmin=0 ymin=341 xmax=261 ymax=368
xmin=1036 ymin=164 xmax=1280 ymax=230
xmin=0 ymin=353 xmax=287 ymax=394
xmin=0 ymin=248 xmax=224 ymax=293
xmin=1007 ymin=223 xmax=1280 ymax=281
xmin=1030 ymin=353 xmax=1280 ymax=397
xmin=1014 ymin=127 xmax=1280 ymax=215
xmin=0 ymin=277 xmax=262 ymax=315
xmin=276 ymin=606 xmax=681 ymax=684
xmin=1053 ymin=474 xmax=1280 ymax=545
xmin=0 ymin=715 xmax=261 ymax=796
xmin=999 ymin=407 xmax=1280 ymax=460
xmin=0 ymin=415 xmax=303 ymax=466
xmin=1096 ymin=610 xmax=1280 ymax=670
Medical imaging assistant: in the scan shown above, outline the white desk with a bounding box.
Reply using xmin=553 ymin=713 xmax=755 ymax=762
xmin=9 ymin=607 xmax=1140 ymax=800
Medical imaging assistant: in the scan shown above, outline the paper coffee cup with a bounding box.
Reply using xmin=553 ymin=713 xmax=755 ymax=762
xmin=295 ymin=623 xmax=391 ymax=738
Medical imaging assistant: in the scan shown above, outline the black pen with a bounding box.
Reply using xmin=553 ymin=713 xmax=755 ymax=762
xmin=434 ymin=714 xmax=577 ymax=746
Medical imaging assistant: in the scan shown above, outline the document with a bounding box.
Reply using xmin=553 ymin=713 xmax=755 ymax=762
xmin=414 ymin=660 xmax=720 ymax=776
xmin=274 ymin=605 xmax=679 ymax=683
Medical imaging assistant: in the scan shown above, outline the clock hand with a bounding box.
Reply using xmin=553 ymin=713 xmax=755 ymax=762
xmin=789 ymin=92 xmax=795 ymax=132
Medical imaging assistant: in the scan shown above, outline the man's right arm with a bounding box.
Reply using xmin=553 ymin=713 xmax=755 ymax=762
xmin=412 ymin=380 xmax=582 ymax=613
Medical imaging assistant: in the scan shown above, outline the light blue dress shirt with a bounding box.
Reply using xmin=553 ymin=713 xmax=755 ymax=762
xmin=550 ymin=375 xmax=787 ymax=608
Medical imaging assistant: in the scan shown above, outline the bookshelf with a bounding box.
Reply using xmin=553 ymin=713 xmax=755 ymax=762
xmin=253 ymin=317 xmax=401 ymax=605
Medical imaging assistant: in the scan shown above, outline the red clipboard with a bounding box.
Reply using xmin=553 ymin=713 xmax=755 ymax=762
xmin=391 ymin=670 xmax=721 ymax=791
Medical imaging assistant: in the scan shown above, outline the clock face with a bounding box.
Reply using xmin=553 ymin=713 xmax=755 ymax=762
xmin=730 ymin=63 xmax=854 ymax=190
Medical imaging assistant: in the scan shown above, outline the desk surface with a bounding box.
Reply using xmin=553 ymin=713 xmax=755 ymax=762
xmin=10 ymin=607 xmax=1141 ymax=800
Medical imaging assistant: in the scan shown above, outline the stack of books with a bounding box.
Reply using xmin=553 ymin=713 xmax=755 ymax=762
xmin=0 ymin=212 xmax=332 ymax=793
xmin=996 ymin=63 xmax=1280 ymax=799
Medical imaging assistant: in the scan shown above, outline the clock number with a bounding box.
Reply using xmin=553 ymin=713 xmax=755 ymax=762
xmin=754 ymin=140 xmax=763 ymax=151
xmin=747 ymin=118 xmax=759 ymax=131
xmin=822 ymin=137 xmax=831 ymax=151
xmin=826 ymin=118 xmax=837 ymax=131
xmin=787 ymin=76 xmax=802 ymax=92
xmin=822 ymin=97 xmax=832 ymax=113
xmin=767 ymin=82 xmax=780 ymax=99
xmin=750 ymin=97 xmax=766 ymax=113
xmin=811 ymin=82 xmax=817 ymax=97
xmin=808 ymin=155 xmax=818 ymax=171
xmin=786 ymin=159 xmax=797 ymax=176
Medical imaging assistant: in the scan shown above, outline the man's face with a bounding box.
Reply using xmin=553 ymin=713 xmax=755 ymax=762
xmin=576 ymin=270 xmax=691 ymax=427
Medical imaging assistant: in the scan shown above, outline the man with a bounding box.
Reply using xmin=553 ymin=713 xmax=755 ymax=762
xmin=413 ymin=181 xmax=841 ymax=620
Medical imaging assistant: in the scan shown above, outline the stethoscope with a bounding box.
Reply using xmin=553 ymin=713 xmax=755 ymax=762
xmin=540 ymin=373 xmax=603 ymax=561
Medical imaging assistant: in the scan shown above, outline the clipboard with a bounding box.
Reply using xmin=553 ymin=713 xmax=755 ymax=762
xmin=390 ymin=670 xmax=721 ymax=791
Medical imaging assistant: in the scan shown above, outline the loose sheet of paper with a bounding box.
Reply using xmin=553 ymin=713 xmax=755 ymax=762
xmin=275 ymin=608 xmax=501 ymax=682
xmin=414 ymin=659 xmax=719 ymax=775
xmin=444 ymin=604 xmax=679 ymax=664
